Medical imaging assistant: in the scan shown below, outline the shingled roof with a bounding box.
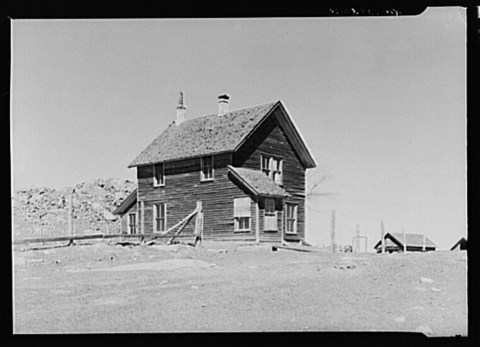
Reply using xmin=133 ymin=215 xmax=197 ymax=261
xmin=227 ymin=166 xmax=289 ymax=197
xmin=129 ymin=102 xmax=278 ymax=167
xmin=374 ymin=232 xmax=436 ymax=249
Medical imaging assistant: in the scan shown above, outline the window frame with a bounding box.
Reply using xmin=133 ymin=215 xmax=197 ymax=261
xmin=261 ymin=155 xmax=271 ymax=177
xmin=264 ymin=198 xmax=277 ymax=231
xmin=153 ymin=202 xmax=167 ymax=233
xmin=200 ymin=155 xmax=214 ymax=181
xmin=285 ymin=203 xmax=298 ymax=234
xmin=233 ymin=197 xmax=251 ymax=232
xmin=260 ymin=155 xmax=283 ymax=186
xmin=128 ymin=212 xmax=137 ymax=234
xmin=153 ymin=163 xmax=165 ymax=187
xmin=235 ymin=216 xmax=251 ymax=232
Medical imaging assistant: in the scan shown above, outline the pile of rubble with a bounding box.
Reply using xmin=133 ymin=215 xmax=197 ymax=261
xmin=13 ymin=178 xmax=136 ymax=239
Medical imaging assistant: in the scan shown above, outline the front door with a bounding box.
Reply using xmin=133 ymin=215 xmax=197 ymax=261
xmin=264 ymin=198 xmax=277 ymax=231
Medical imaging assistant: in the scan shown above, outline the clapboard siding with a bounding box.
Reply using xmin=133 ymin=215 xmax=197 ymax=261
xmin=137 ymin=153 xmax=258 ymax=239
xmin=234 ymin=111 xmax=306 ymax=239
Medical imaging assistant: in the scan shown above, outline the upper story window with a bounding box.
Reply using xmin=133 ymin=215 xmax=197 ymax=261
xmin=261 ymin=156 xmax=271 ymax=176
xmin=201 ymin=155 xmax=214 ymax=181
xmin=260 ymin=155 xmax=283 ymax=186
xmin=153 ymin=163 xmax=165 ymax=187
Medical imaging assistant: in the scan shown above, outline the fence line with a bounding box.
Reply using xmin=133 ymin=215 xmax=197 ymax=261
xmin=14 ymin=203 xmax=202 ymax=246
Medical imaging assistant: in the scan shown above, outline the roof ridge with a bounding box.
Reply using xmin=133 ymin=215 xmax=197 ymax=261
xmin=179 ymin=100 xmax=279 ymax=123
xmin=389 ymin=231 xmax=426 ymax=236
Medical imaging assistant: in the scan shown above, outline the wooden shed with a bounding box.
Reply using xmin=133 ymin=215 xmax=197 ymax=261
xmin=374 ymin=232 xmax=436 ymax=253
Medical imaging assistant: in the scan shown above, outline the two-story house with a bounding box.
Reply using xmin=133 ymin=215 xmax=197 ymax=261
xmin=113 ymin=93 xmax=316 ymax=243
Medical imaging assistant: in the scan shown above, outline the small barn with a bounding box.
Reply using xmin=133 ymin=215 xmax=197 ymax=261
xmin=450 ymin=237 xmax=467 ymax=251
xmin=374 ymin=232 xmax=436 ymax=253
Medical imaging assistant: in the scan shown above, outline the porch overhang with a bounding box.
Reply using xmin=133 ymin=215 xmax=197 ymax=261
xmin=227 ymin=166 xmax=290 ymax=198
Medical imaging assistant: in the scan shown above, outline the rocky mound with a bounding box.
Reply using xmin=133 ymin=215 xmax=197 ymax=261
xmin=13 ymin=178 xmax=136 ymax=239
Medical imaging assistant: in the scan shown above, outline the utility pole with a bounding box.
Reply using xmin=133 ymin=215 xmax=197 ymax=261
xmin=68 ymin=191 xmax=73 ymax=237
xmin=330 ymin=210 xmax=336 ymax=253
xmin=381 ymin=220 xmax=385 ymax=253
xmin=355 ymin=224 xmax=360 ymax=253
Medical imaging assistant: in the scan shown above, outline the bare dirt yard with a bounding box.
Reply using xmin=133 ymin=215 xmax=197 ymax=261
xmin=12 ymin=241 xmax=467 ymax=335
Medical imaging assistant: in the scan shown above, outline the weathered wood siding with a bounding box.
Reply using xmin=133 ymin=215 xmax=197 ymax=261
xmin=234 ymin=109 xmax=306 ymax=241
xmin=137 ymin=153 xmax=257 ymax=240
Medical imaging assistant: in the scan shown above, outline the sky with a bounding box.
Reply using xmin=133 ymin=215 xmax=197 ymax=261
xmin=11 ymin=8 xmax=466 ymax=250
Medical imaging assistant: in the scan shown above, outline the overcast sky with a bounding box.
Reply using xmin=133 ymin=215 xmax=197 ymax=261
xmin=11 ymin=7 xmax=466 ymax=250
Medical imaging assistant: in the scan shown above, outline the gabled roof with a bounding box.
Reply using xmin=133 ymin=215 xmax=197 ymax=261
xmin=128 ymin=100 xmax=316 ymax=169
xmin=112 ymin=189 xmax=137 ymax=215
xmin=227 ymin=166 xmax=289 ymax=198
xmin=374 ymin=232 xmax=436 ymax=249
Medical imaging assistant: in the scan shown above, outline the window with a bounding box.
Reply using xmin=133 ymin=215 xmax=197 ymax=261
xmin=234 ymin=197 xmax=251 ymax=232
xmin=201 ymin=155 xmax=214 ymax=181
xmin=153 ymin=203 xmax=166 ymax=232
xmin=261 ymin=155 xmax=271 ymax=177
xmin=260 ymin=156 xmax=283 ymax=185
xmin=285 ymin=203 xmax=297 ymax=234
xmin=153 ymin=163 xmax=165 ymax=187
xmin=271 ymin=158 xmax=283 ymax=185
xmin=264 ymin=198 xmax=277 ymax=231
xmin=128 ymin=213 xmax=136 ymax=234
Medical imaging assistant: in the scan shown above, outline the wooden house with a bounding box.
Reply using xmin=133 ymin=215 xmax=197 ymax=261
xmin=450 ymin=237 xmax=467 ymax=251
xmin=373 ymin=232 xmax=436 ymax=253
xmin=113 ymin=93 xmax=316 ymax=243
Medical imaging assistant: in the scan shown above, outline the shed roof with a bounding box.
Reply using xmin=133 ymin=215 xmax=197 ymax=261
xmin=227 ymin=166 xmax=289 ymax=198
xmin=128 ymin=100 xmax=316 ymax=169
xmin=374 ymin=232 xmax=436 ymax=249
xmin=112 ymin=189 xmax=137 ymax=215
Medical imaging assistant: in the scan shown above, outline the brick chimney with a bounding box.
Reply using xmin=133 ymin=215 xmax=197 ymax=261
xmin=218 ymin=93 xmax=230 ymax=116
xmin=176 ymin=92 xmax=186 ymax=125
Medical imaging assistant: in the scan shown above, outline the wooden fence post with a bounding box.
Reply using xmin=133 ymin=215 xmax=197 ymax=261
xmin=140 ymin=201 xmax=145 ymax=234
xmin=194 ymin=201 xmax=203 ymax=246
xmin=255 ymin=201 xmax=260 ymax=243
xmin=68 ymin=192 xmax=73 ymax=237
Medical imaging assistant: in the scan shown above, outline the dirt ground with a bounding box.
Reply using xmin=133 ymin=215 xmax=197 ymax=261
xmin=12 ymin=240 xmax=467 ymax=335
